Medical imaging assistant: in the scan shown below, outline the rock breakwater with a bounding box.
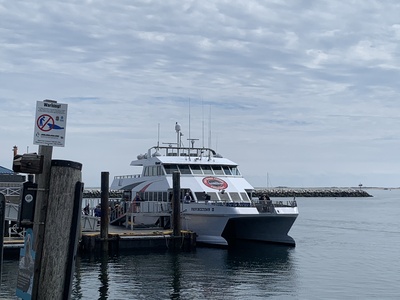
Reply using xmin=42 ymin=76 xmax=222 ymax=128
xmin=255 ymin=188 xmax=372 ymax=197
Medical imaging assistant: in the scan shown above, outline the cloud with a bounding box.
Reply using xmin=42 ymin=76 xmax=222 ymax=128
xmin=1 ymin=0 xmax=400 ymax=187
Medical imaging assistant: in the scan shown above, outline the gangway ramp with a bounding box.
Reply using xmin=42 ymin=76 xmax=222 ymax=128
xmin=110 ymin=212 xmax=127 ymax=225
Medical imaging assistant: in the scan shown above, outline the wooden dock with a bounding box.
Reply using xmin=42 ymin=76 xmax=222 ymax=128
xmin=3 ymin=237 xmax=25 ymax=257
xmin=80 ymin=225 xmax=196 ymax=253
xmin=2 ymin=225 xmax=196 ymax=259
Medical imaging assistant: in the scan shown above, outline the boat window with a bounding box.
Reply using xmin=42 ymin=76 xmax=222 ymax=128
xmin=212 ymin=165 xmax=224 ymax=175
xmin=151 ymin=166 xmax=157 ymax=176
xmin=219 ymin=192 xmax=230 ymax=201
xmin=240 ymin=192 xmax=250 ymax=201
xmin=162 ymin=192 xmax=168 ymax=202
xmin=208 ymin=192 xmax=218 ymax=200
xmin=144 ymin=167 xmax=149 ymax=176
xmin=195 ymin=192 xmax=206 ymax=200
xmin=148 ymin=192 xmax=154 ymax=201
xmin=230 ymin=192 xmax=241 ymax=201
xmin=201 ymin=165 xmax=213 ymax=175
xmin=223 ymin=166 xmax=232 ymax=175
xmin=231 ymin=166 xmax=241 ymax=175
xmin=190 ymin=165 xmax=203 ymax=174
xmin=164 ymin=164 xmax=179 ymax=174
xmin=178 ymin=165 xmax=191 ymax=174
xmin=158 ymin=166 xmax=164 ymax=176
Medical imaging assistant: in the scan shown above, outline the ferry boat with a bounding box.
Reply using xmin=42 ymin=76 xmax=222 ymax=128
xmin=111 ymin=123 xmax=298 ymax=246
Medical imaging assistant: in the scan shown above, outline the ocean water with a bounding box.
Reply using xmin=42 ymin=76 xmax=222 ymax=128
xmin=1 ymin=189 xmax=400 ymax=299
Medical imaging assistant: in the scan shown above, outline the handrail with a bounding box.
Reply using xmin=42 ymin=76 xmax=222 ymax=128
xmin=0 ymin=187 xmax=21 ymax=196
xmin=114 ymin=174 xmax=141 ymax=180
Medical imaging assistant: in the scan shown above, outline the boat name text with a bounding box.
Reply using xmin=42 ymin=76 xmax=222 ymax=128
xmin=191 ymin=208 xmax=211 ymax=212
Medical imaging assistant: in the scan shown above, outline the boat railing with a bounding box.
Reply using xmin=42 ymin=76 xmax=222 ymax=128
xmin=150 ymin=145 xmax=217 ymax=158
xmin=109 ymin=202 xmax=127 ymax=222
xmin=272 ymin=200 xmax=297 ymax=207
xmin=114 ymin=174 xmax=141 ymax=187
xmin=138 ymin=201 xmax=172 ymax=213
xmin=114 ymin=174 xmax=141 ymax=180
xmin=252 ymin=199 xmax=297 ymax=213
xmin=109 ymin=200 xmax=172 ymax=224
xmin=205 ymin=201 xmax=251 ymax=207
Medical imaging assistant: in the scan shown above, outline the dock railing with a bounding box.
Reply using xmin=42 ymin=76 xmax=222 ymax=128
xmin=81 ymin=215 xmax=99 ymax=231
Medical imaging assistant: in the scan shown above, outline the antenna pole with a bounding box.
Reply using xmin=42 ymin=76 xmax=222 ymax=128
xmin=208 ymin=105 xmax=212 ymax=149
xmin=188 ymin=99 xmax=191 ymax=144
xmin=202 ymin=100 xmax=204 ymax=148
xmin=157 ymin=123 xmax=160 ymax=148
xmin=175 ymin=122 xmax=181 ymax=156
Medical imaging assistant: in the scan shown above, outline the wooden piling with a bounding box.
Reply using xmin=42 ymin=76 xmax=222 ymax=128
xmin=100 ymin=172 xmax=109 ymax=252
xmin=0 ymin=193 xmax=5 ymax=285
xmin=31 ymin=144 xmax=53 ymax=300
xmin=172 ymin=171 xmax=181 ymax=238
xmin=36 ymin=160 xmax=82 ymax=300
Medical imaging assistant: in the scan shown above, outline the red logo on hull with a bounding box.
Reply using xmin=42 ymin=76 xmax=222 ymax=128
xmin=202 ymin=177 xmax=228 ymax=190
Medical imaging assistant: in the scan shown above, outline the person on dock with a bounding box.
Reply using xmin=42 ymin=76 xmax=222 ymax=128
xmin=94 ymin=205 xmax=101 ymax=217
xmin=83 ymin=203 xmax=90 ymax=215
xmin=134 ymin=192 xmax=142 ymax=202
xmin=132 ymin=193 xmax=142 ymax=212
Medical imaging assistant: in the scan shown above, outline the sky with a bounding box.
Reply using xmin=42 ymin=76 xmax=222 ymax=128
xmin=1 ymin=0 xmax=400 ymax=188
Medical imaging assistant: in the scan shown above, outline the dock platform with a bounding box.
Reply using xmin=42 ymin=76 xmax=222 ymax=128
xmin=2 ymin=225 xmax=196 ymax=258
xmin=3 ymin=237 xmax=25 ymax=257
xmin=80 ymin=225 xmax=196 ymax=254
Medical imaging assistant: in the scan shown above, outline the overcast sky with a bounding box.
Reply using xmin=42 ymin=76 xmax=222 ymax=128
xmin=1 ymin=1 xmax=400 ymax=188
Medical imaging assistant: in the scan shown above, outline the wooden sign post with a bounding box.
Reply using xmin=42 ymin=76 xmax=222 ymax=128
xmin=29 ymin=99 xmax=69 ymax=299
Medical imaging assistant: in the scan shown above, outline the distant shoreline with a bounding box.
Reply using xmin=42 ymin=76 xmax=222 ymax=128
xmin=254 ymin=188 xmax=374 ymax=197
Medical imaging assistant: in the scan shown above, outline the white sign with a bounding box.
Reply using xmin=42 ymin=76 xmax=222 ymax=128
xmin=33 ymin=100 xmax=68 ymax=147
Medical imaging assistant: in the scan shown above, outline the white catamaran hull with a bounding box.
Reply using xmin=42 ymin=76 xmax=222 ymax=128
xmin=181 ymin=204 xmax=297 ymax=246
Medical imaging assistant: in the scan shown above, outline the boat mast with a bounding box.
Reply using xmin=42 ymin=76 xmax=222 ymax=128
xmin=202 ymin=100 xmax=204 ymax=149
xmin=208 ymin=105 xmax=212 ymax=160
xmin=157 ymin=123 xmax=160 ymax=149
xmin=188 ymin=99 xmax=191 ymax=145
xmin=175 ymin=122 xmax=181 ymax=156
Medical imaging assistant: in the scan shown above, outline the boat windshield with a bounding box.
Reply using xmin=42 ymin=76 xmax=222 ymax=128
xmin=162 ymin=164 xmax=241 ymax=176
xmin=212 ymin=166 xmax=224 ymax=175
xmin=178 ymin=165 xmax=191 ymax=174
